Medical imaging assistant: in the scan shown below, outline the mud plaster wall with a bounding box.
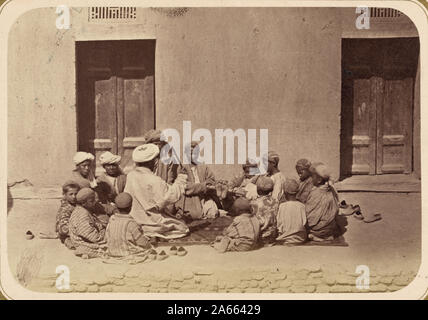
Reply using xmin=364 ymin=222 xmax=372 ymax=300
xmin=8 ymin=7 xmax=343 ymax=187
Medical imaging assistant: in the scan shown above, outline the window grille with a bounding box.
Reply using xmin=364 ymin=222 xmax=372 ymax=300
xmin=89 ymin=7 xmax=137 ymax=21
xmin=370 ymin=8 xmax=402 ymax=18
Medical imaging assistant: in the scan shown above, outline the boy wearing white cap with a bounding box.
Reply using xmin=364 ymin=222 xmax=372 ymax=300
xmin=70 ymin=152 xmax=98 ymax=189
xmin=96 ymin=151 xmax=127 ymax=205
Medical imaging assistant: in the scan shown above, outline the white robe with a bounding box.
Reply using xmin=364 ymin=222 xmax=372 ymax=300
xmin=124 ymin=166 xmax=189 ymax=239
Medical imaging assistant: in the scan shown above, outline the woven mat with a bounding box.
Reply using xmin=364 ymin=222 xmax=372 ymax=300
xmin=157 ymin=216 xmax=233 ymax=246
xmin=297 ymin=235 xmax=349 ymax=247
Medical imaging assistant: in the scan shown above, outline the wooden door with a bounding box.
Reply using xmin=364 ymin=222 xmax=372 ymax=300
xmin=349 ymin=78 xmax=377 ymax=175
xmin=348 ymin=76 xmax=413 ymax=175
xmin=341 ymin=38 xmax=419 ymax=177
xmin=376 ymin=78 xmax=413 ymax=174
xmin=76 ymin=40 xmax=155 ymax=172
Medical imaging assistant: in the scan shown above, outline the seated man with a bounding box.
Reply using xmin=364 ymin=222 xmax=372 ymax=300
xmin=305 ymin=163 xmax=340 ymax=241
xmin=96 ymin=151 xmax=127 ymax=206
xmin=105 ymin=192 xmax=151 ymax=257
xmin=266 ymin=151 xmax=286 ymax=202
xmin=231 ymin=159 xmax=260 ymax=200
xmin=124 ymin=143 xmax=189 ymax=239
xmin=68 ymin=188 xmax=107 ymax=258
xmin=70 ymin=152 xmax=98 ymax=189
xmin=295 ymin=158 xmax=313 ymax=204
xmin=70 ymin=151 xmax=114 ymax=224
xmin=144 ymin=129 xmax=179 ymax=184
xmin=219 ymin=159 xmax=260 ymax=212
xmin=180 ymin=141 xmax=219 ymax=220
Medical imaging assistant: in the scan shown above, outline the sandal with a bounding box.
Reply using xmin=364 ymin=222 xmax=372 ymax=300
xmin=177 ymin=246 xmax=187 ymax=256
xmin=148 ymin=249 xmax=157 ymax=260
xmin=353 ymin=210 xmax=364 ymax=220
xmin=363 ymin=213 xmax=382 ymax=223
xmin=339 ymin=200 xmax=348 ymax=208
xmin=25 ymin=230 xmax=34 ymax=240
xmin=157 ymin=250 xmax=168 ymax=261
xmin=169 ymin=246 xmax=178 ymax=255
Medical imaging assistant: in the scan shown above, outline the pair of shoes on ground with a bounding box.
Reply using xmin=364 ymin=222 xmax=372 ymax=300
xmin=340 ymin=200 xmax=382 ymax=223
xmin=338 ymin=201 xmax=361 ymax=216
xmin=169 ymin=246 xmax=187 ymax=256
xmin=148 ymin=249 xmax=168 ymax=260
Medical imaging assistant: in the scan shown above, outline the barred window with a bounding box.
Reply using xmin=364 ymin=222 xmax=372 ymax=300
xmin=89 ymin=7 xmax=137 ymax=21
xmin=370 ymin=8 xmax=402 ymax=18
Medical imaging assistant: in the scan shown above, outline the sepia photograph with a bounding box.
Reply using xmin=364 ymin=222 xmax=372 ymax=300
xmin=1 ymin=0 xmax=427 ymax=300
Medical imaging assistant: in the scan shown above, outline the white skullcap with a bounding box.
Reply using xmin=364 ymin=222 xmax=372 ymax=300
xmin=313 ymin=163 xmax=330 ymax=179
xmin=132 ymin=144 xmax=159 ymax=163
xmin=99 ymin=151 xmax=121 ymax=165
xmin=73 ymin=152 xmax=95 ymax=166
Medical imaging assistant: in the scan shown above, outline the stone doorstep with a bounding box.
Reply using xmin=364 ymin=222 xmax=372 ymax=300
xmin=8 ymin=187 xmax=63 ymax=200
xmin=335 ymin=174 xmax=420 ymax=193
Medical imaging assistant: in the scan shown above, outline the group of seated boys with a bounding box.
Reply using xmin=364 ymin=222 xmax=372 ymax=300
xmin=55 ymin=130 xmax=342 ymax=259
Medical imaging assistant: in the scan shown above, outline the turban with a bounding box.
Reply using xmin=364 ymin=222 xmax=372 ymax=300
xmin=283 ymin=178 xmax=299 ymax=195
xmin=312 ymin=162 xmax=330 ymax=179
xmin=132 ymin=143 xmax=160 ymax=163
xmin=143 ymin=129 xmax=164 ymax=143
xmin=73 ymin=152 xmax=94 ymax=166
xmin=256 ymin=176 xmax=274 ymax=193
xmin=76 ymin=187 xmax=95 ymax=203
xmin=115 ymin=192 xmax=133 ymax=209
xmin=296 ymin=158 xmax=311 ymax=170
xmin=99 ymin=151 xmax=121 ymax=165
xmin=231 ymin=197 xmax=252 ymax=214
xmin=267 ymin=151 xmax=280 ymax=166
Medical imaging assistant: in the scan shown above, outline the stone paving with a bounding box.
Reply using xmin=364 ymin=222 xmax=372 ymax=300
xmin=5 ymin=191 xmax=422 ymax=295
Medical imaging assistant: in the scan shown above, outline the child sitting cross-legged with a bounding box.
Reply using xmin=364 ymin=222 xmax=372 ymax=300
xmin=276 ymin=179 xmax=307 ymax=245
xmin=105 ymin=192 xmax=152 ymax=257
xmin=212 ymin=197 xmax=260 ymax=253
xmin=252 ymin=176 xmax=279 ymax=246
xmin=56 ymin=181 xmax=81 ymax=249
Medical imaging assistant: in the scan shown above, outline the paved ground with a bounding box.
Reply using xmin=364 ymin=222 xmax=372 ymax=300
xmin=4 ymin=192 xmax=422 ymax=294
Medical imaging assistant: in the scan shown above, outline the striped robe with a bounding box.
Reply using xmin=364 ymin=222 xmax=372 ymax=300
xmin=69 ymin=205 xmax=106 ymax=257
xmin=105 ymin=213 xmax=151 ymax=257
xmin=56 ymin=199 xmax=75 ymax=242
xmin=219 ymin=213 xmax=261 ymax=252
